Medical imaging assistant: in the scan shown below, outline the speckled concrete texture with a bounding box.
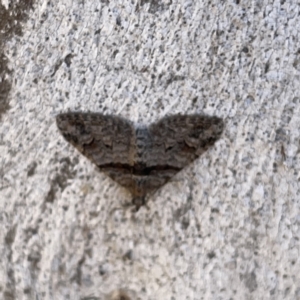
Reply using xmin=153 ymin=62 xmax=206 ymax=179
xmin=1 ymin=0 xmax=300 ymax=299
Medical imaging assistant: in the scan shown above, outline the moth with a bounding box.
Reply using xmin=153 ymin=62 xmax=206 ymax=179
xmin=56 ymin=112 xmax=224 ymax=209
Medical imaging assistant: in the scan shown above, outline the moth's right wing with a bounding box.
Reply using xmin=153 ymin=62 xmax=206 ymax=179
xmin=147 ymin=114 xmax=224 ymax=169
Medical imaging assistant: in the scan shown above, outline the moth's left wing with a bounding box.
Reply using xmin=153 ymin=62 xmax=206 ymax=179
xmin=147 ymin=114 xmax=224 ymax=169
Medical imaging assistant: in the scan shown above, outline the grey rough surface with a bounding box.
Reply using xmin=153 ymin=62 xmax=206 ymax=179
xmin=0 ymin=0 xmax=300 ymax=299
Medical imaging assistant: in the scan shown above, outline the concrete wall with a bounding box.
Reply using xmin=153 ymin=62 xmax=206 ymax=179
xmin=1 ymin=0 xmax=300 ymax=299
